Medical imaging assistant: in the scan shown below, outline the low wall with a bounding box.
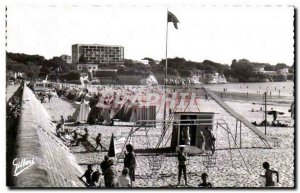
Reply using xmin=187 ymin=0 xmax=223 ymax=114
xmin=10 ymin=85 xmax=84 ymax=188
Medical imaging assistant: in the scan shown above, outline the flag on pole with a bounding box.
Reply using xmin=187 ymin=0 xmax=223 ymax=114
xmin=168 ymin=11 xmax=179 ymax=29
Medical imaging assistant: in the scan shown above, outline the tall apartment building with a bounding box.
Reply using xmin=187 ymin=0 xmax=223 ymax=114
xmin=72 ymin=44 xmax=124 ymax=64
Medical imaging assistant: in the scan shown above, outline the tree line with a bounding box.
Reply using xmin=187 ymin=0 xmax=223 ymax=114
xmin=6 ymin=52 xmax=293 ymax=82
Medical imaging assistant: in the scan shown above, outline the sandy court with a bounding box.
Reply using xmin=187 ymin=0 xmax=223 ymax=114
xmin=41 ymin=87 xmax=294 ymax=187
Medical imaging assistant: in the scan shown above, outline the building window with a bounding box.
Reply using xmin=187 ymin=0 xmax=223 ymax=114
xmin=93 ymin=67 xmax=96 ymax=69
xmin=78 ymin=67 xmax=82 ymax=70
xmin=88 ymin=67 xmax=92 ymax=69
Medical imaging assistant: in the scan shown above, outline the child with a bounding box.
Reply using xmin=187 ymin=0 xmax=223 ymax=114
xmin=80 ymin=164 xmax=93 ymax=187
xmin=260 ymin=162 xmax=279 ymax=187
xmin=91 ymin=169 xmax=101 ymax=187
xmin=199 ymin=173 xmax=212 ymax=187
xmin=118 ymin=168 xmax=131 ymax=187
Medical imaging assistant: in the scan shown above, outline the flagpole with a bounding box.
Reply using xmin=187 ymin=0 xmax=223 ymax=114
xmin=163 ymin=9 xmax=169 ymax=132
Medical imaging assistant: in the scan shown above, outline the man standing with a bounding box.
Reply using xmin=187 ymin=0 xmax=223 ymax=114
xmin=177 ymin=147 xmax=188 ymax=186
xmin=100 ymin=155 xmax=110 ymax=186
xmin=124 ymin=144 xmax=136 ymax=186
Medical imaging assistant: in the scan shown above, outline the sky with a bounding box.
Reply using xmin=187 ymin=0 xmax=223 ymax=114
xmin=6 ymin=5 xmax=294 ymax=66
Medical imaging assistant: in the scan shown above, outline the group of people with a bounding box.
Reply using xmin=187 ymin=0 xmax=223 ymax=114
xmin=35 ymin=90 xmax=54 ymax=103
xmin=7 ymin=96 xmax=22 ymax=120
xmin=177 ymin=147 xmax=279 ymax=187
xmin=181 ymin=125 xmax=216 ymax=155
xmin=56 ymin=123 xmax=106 ymax=150
xmin=81 ymin=144 xmax=136 ymax=188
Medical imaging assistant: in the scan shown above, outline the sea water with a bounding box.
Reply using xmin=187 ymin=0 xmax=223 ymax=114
xmin=204 ymin=81 xmax=294 ymax=97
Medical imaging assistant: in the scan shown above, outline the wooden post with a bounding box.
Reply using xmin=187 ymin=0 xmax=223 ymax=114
xmin=235 ymin=119 xmax=238 ymax=143
xmin=240 ymin=121 xmax=242 ymax=148
xmin=264 ymin=92 xmax=267 ymax=135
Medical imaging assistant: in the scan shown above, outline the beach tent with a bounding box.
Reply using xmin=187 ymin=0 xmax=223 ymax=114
xmin=112 ymin=93 xmax=156 ymax=123
xmin=70 ymin=95 xmax=91 ymax=123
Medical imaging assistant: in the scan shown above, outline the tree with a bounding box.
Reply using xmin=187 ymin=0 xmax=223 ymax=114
xmin=232 ymin=59 xmax=237 ymax=65
xmin=230 ymin=59 xmax=254 ymax=81
xmin=238 ymin=59 xmax=250 ymax=64
xmin=275 ymin=63 xmax=288 ymax=70
xmin=6 ymin=52 xmax=45 ymax=66
xmin=39 ymin=65 xmax=51 ymax=77
xmin=177 ymin=69 xmax=191 ymax=77
xmin=264 ymin=63 xmax=275 ymax=71
xmin=62 ymin=70 xmax=80 ymax=80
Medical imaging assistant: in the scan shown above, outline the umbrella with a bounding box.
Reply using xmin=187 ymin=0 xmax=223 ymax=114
xmin=267 ymin=110 xmax=285 ymax=115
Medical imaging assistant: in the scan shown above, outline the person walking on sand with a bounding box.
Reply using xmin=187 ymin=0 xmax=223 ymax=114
xmin=260 ymin=162 xmax=279 ymax=187
xmin=199 ymin=173 xmax=212 ymax=187
xmin=48 ymin=92 xmax=52 ymax=103
xmin=205 ymin=93 xmax=209 ymax=101
xmin=95 ymin=133 xmax=106 ymax=151
xmin=177 ymin=147 xmax=188 ymax=186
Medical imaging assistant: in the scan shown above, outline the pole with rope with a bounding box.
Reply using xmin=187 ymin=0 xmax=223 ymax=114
xmin=163 ymin=9 xmax=169 ymax=133
xmin=163 ymin=10 xmax=179 ymax=134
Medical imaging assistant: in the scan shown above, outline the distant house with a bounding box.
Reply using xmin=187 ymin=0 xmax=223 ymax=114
xmin=140 ymin=59 xmax=149 ymax=66
xmin=263 ymin=70 xmax=277 ymax=75
xmin=93 ymin=69 xmax=118 ymax=84
xmin=60 ymin=55 xmax=72 ymax=64
xmin=77 ymin=63 xmax=98 ymax=71
xmin=277 ymin=68 xmax=289 ymax=75
xmin=252 ymin=64 xmax=265 ymax=74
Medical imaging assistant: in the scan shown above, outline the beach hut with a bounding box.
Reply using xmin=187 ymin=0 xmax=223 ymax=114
xmin=170 ymin=112 xmax=215 ymax=153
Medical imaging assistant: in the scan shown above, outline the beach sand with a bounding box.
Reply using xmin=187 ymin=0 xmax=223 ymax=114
xmin=41 ymin=88 xmax=294 ymax=188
